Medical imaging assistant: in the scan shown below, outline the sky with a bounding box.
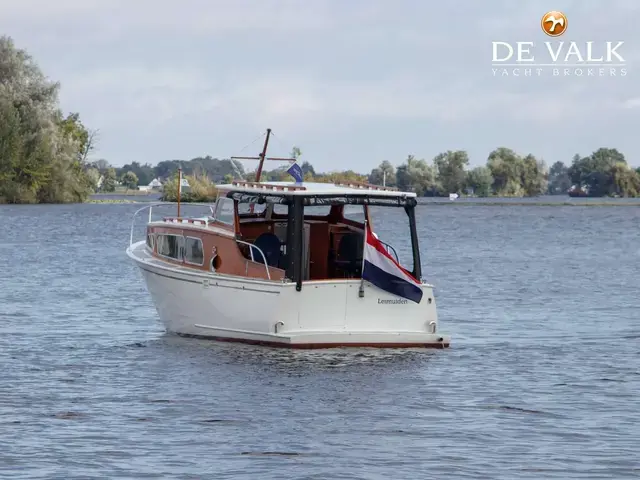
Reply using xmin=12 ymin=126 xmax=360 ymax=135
xmin=1 ymin=0 xmax=639 ymax=172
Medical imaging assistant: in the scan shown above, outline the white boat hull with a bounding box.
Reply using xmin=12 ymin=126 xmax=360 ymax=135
xmin=127 ymin=241 xmax=450 ymax=348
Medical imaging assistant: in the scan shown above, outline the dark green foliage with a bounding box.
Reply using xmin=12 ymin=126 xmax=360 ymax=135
xmin=0 ymin=36 xmax=96 ymax=204
xmin=567 ymin=148 xmax=638 ymax=197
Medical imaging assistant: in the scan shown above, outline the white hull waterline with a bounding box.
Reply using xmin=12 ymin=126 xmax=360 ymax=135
xmin=127 ymin=240 xmax=450 ymax=348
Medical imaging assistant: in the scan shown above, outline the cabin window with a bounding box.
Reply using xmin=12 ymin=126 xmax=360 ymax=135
xmin=272 ymin=204 xmax=288 ymax=215
xmin=237 ymin=203 xmax=266 ymax=215
xmin=343 ymin=205 xmax=365 ymax=223
xmin=146 ymin=232 xmax=154 ymax=250
xmin=156 ymin=234 xmax=183 ymax=260
xmin=303 ymin=205 xmax=331 ymax=217
xmin=214 ymin=197 xmax=235 ymax=226
xmin=184 ymin=236 xmax=204 ymax=265
xmin=374 ymin=207 xmax=413 ymax=273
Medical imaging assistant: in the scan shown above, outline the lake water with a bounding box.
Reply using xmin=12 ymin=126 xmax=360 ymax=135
xmin=0 ymin=200 xmax=638 ymax=479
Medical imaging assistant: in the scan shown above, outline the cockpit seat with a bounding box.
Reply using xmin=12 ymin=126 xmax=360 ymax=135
xmin=334 ymin=233 xmax=363 ymax=277
xmin=251 ymin=232 xmax=282 ymax=267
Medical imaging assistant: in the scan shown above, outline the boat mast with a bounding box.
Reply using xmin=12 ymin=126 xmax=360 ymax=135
xmin=255 ymin=128 xmax=272 ymax=183
xmin=230 ymin=128 xmax=297 ymax=183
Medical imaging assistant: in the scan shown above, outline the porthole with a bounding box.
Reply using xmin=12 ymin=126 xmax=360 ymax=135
xmin=211 ymin=255 xmax=222 ymax=271
xmin=210 ymin=246 xmax=221 ymax=272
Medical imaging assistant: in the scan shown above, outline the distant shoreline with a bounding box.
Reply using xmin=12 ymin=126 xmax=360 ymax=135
xmin=423 ymin=200 xmax=640 ymax=207
xmin=92 ymin=191 xmax=159 ymax=196
xmin=85 ymin=196 xmax=640 ymax=207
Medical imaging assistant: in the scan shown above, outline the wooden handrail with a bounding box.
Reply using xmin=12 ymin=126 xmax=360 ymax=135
xmin=334 ymin=181 xmax=398 ymax=191
xmin=231 ymin=181 xmax=307 ymax=191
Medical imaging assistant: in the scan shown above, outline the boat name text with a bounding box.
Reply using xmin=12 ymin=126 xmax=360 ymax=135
xmin=377 ymin=298 xmax=408 ymax=305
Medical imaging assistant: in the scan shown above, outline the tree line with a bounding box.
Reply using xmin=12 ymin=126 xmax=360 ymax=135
xmin=155 ymin=146 xmax=640 ymax=201
xmin=363 ymin=147 xmax=640 ymax=198
xmin=2 ymin=36 xmax=639 ymax=204
xmin=71 ymin=144 xmax=640 ymax=201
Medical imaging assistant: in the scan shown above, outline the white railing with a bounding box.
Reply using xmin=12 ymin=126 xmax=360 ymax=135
xmin=379 ymin=239 xmax=400 ymax=263
xmin=129 ymin=202 xmax=215 ymax=247
xmin=236 ymin=239 xmax=271 ymax=280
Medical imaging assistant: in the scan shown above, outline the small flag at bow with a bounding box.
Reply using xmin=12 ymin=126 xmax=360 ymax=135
xmin=286 ymin=162 xmax=304 ymax=183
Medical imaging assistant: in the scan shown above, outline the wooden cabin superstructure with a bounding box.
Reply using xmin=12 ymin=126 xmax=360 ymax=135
xmin=145 ymin=180 xmax=422 ymax=291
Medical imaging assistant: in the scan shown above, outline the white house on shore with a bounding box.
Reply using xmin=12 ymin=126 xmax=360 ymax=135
xmin=138 ymin=178 xmax=163 ymax=192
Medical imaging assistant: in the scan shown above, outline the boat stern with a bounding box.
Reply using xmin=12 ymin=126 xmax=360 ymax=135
xmin=288 ymin=279 xmax=449 ymax=348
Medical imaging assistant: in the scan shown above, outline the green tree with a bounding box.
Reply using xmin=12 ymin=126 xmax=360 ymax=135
xmin=58 ymin=112 xmax=97 ymax=163
xmin=547 ymin=161 xmax=571 ymax=194
xmin=92 ymin=159 xmax=111 ymax=172
xmin=117 ymin=161 xmax=155 ymax=186
xmin=121 ymin=171 xmax=139 ymax=190
xmin=521 ymin=154 xmax=547 ymax=196
xmin=161 ymin=174 xmax=218 ymax=202
xmin=153 ymin=157 xmax=244 ymax=183
xmin=568 ymin=148 xmax=630 ymax=197
xmin=0 ymin=96 xmax=26 ymax=200
xmin=368 ymin=160 xmax=396 ymax=187
xmin=0 ymin=36 xmax=95 ymax=203
xmin=433 ymin=150 xmax=469 ymax=194
xmin=466 ymin=166 xmax=494 ymax=197
xmin=396 ymin=155 xmax=440 ymax=196
xmin=102 ymin=168 xmax=116 ymax=192
xmin=610 ymin=162 xmax=640 ymax=197
xmin=85 ymin=167 xmax=101 ymax=191
xmin=487 ymin=148 xmax=525 ymax=196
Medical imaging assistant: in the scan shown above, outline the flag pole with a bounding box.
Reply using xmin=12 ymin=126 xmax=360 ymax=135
xmin=177 ymin=167 xmax=182 ymax=218
xmin=359 ymin=219 xmax=367 ymax=298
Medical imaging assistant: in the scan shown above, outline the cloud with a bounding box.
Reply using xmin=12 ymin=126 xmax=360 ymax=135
xmin=1 ymin=0 xmax=639 ymax=169
xmin=64 ymin=68 xmax=567 ymax=132
xmin=622 ymin=97 xmax=640 ymax=109
xmin=0 ymin=0 xmax=360 ymax=38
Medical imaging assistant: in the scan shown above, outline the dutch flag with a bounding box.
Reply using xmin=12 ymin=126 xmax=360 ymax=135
xmin=361 ymin=223 xmax=424 ymax=303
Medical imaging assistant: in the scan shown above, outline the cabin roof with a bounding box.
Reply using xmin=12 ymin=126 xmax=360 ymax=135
xmin=216 ymin=181 xmax=416 ymax=198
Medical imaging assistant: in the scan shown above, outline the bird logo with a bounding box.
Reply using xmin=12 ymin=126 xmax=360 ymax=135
xmin=541 ymin=11 xmax=568 ymax=37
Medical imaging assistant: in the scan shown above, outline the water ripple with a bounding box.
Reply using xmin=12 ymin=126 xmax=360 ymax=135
xmin=0 ymin=202 xmax=638 ymax=479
